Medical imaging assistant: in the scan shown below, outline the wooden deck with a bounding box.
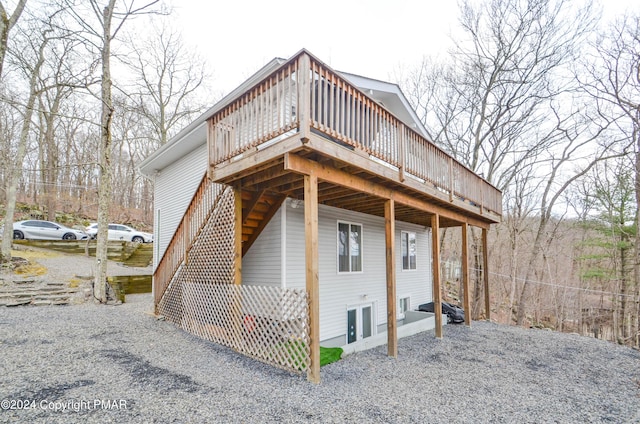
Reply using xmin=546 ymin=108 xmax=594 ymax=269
xmin=206 ymin=50 xmax=501 ymax=232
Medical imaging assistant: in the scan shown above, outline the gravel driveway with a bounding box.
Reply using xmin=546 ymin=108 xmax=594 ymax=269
xmin=1 ymin=294 xmax=639 ymax=423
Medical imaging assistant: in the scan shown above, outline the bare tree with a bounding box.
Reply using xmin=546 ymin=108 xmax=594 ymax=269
xmin=406 ymin=0 xmax=597 ymax=190
xmin=0 ymin=95 xmax=15 ymax=193
xmin=401 ymin=0 xmax=600 ymax=318
xmin=121 ymin=20 xmax=210 ymax=146
xmin=110 ymin=94 xmax=150 ymax=214
xmin=0 ymin=0 xmax=27 ymax=264
xmin=501 ymin=164 xmax=538 ymax=319
xmin=34 ymin=32 xmax=86 ymax=220
xmin=62 ymin=0 xmax=162 ymax=302
xmin=514 ymin=104 xmax=626 ymax=325
xmin=1 ymin=15 xmax=53 ymax=263
xmin=56 ymin=102 xmax=100 ymax=214
xmin=0 ymin=0 xmax=26 ymax=77
xmin=582 ymin=12 xmax=640 ymax=346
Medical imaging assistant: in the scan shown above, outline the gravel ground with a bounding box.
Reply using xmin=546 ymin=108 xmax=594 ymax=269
xmin=0 ymin=245 xmax=153 ymax=305
xmin=0 ymin=295 xmax=639 ymax=424
xmin=13 ymin=245 xmax=154 ymax=281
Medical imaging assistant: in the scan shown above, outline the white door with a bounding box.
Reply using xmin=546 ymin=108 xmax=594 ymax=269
xmin=347 ymin=304 xmax=374 ymax=344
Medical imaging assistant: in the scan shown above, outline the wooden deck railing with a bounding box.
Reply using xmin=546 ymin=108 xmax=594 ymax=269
xmin=208 ymin=60 xmax=300 ymax=165
xmin=207 ymin=51 xmax=502 ymax=217
xmin=153 ymin=173 xmax=225 ymax=306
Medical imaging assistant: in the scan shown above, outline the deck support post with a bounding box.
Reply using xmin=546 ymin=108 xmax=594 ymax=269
xmin=234 ymin=185 xmax=243 ymax=286
xmin=462 ymin=223 xmax=471 ymax=327
xmin=385 ymin=199 xmax=397 ymax=357
xmin=183 ymin=212 xmax=190 ymax=266
xmin=304 ymin=174 xmax=320 ymax=383
xmin=482 ymin=228 xmax=491 ymax=321
xmin=298 ymin=54 xmax=311 ymax=143
xmin=233 ymin=185 xmax=243 ymax=342
xmin=431 ymin=214 xmax=443 ymax=338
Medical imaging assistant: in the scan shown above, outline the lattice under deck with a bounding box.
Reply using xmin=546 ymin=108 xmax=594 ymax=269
xmin=157 ymin=186 xmax=310 ymax=373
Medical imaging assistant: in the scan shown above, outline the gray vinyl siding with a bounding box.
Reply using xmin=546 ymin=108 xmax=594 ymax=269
xmin=282 ymin=200 xmax=432 ymax=343
xmin=285 ymin=200 xmax=305 ymax=289
xmin=395 ymin=224 xmax=432 ymax=316
xmin=153 ymin=143 xmax=208 ymax=267
xmin=242 ymin=208 xmax=281 ymax=286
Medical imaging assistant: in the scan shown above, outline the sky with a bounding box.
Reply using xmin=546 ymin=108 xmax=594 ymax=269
xmin=169 ymin=0 xmax=637 ymax=97
xmin=170 ymin=0 xmax=459 ymax=95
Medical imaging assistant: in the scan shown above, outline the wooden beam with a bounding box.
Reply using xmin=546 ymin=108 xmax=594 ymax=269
xmin=324 ymin=192 xmax=369 ymax=205
xmin=234 ymin=185 xmax=243 ymax=286
xmin=183 ymin=213 xmax=190 ymax=266
xmin=210 ymin=134 xmax=302 ymax=183
xmin=462 ymin=223 xmax=471 ymax=327
xmin=242 ymin=195 xmax=286 ymax=256
xmin=301 ymin=136 xmax=499 ymax=224
xmin=482 ymin=227 xmax=491 ymax=321
xmin=304 ymin=174 xmax=320 ymax=383
xmin=220 ymin=155 xmax=286 ymax=184
xmin=325 ymin=198 xmax=383 ymax=213
xmin=284 ymin=153 xmax=491 ymax=229
xmin=207 ymin=119 xmax=216 ymax=171
xmin=265 ymin=177 xmax=305 ymax=196
xmin=318 ymin=186 xmax=357 ymax=202
xmin=385 ymin=199 xmax=397 ymax=357
xmin=298 ymin=54 xmax=311 ymax=142
xmin=240 ymin=166 xmax=288 ymax=189
xmin=431 ymin=214 xmax=443 ymax=338
xmin=232 ymin=185 xmax=244 ymax=344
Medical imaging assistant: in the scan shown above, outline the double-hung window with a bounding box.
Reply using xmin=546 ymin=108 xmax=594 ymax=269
xmin=401 ymin=231 xmax=417 ymax=270
xmin=338 ymin=222 xmax=362 ymax=272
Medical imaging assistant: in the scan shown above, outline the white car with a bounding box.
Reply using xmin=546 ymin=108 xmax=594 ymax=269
xmin=13 ymin=220 xmax=89 ymax=240
xmin=85 ymin=223 xmax=153 ymax=243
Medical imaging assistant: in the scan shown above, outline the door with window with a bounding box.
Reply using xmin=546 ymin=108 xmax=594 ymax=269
xmin=347 ymin=304 xmax=374 ymax=344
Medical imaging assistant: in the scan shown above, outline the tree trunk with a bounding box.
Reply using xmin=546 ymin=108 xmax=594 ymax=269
xmin=42 ymin=94 xmax=61 ymax=221
xmin=507 ymin=216 xmax=520 ymax=323
xmin=634 ymin=131 xmax=640 ymax=348
xmin=93 ymin=0 xmax=117 ymax=303
xmin=470 ymin=227 xmax=484 ymax=319
xmin=516 ymin=215 xmax=550 ymax=325
xmin=0 ymin=0 xmax=27 ymax=77
xmin=1 ymin=29 xmax=47 ymax=263
xmin=619 ymin=231 xmax=630 ymax=341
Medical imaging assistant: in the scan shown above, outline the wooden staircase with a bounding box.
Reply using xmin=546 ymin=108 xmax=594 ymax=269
xmin=240 ymin=190 xmax=286 ymax=256
xmin=154 ymin=175 xmax=287 ymax=306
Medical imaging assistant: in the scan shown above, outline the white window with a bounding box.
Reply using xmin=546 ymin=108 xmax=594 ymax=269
xmin=347 ymin=303 xmax=375 ymax=344
xmin=401 ymin=231 xmax=417 ymax=270
xmin=338 ymin=221 xmax=363 ymax=273
xmin=398 ymin=296 xmax=410 ymax=319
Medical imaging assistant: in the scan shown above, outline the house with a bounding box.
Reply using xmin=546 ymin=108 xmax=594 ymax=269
xmin=139 ymin=49 xmax=502 ymax=383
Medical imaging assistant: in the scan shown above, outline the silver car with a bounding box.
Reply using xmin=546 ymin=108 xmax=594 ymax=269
xmin=85 ymin=223 xmax=153 ymax=243
xmin=13 ymin=220 xmax=89 ymax=240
